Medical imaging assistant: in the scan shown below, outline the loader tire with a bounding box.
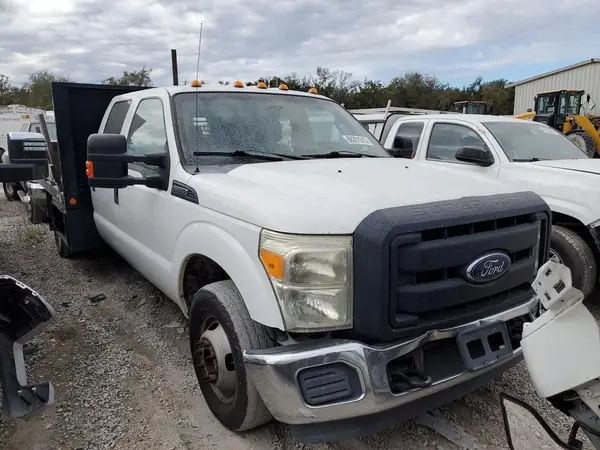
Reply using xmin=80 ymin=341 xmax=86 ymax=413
xmin=566 ymin=130 xmax=597 ymax=158
xmin=550 ymin=225 xmax=597 ymax=298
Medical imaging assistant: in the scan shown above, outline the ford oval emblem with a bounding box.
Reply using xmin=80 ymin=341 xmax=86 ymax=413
xmin=466 ymin=252 xmax=511 ymax=283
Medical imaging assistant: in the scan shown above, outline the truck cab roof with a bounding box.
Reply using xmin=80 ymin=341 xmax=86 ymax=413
xmin=111 ymin=84 xmax=325 ymax=102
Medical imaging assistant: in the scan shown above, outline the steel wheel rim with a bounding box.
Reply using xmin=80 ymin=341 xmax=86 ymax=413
xmin=193 ymin=316 xmax=236 ymax=403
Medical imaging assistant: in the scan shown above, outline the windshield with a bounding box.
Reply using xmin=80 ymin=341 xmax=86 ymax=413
xmin=29 ymin=122 xmax=56 ymax=141
xmin=483 ymin=121 xmax=589 ymax=161
xmin=172 ymin=92 xmax=389 ymax=164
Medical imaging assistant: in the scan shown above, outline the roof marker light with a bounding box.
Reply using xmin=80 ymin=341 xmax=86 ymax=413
xmin=279 ymin=83 xmax=289 ymax=91
xmin=308 ymin=87 xmax=318 ymax=94
xmin=234 ymin=80 xmax=244 ymax=88
xmin=191 ymin=80 xmax=202 ymax=87
xmin=257 ymin=81 xmax=268 ymax=89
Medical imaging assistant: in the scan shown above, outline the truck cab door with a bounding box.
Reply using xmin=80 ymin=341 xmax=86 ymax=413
xmin=415 ymin=120 xmax=501 ymax=178
xmin=105 ymin=96 xmax=173 ymax=292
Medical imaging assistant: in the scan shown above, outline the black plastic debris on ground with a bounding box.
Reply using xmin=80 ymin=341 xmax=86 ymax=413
xmin=88 ymin=293 xmax=106 ymax=304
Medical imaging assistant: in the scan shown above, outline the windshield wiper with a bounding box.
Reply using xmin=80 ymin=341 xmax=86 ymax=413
xmin=193 ymin=150 xmax=303 ymax=161
xmin=302 ymin=150 xmax=375 ymax=159
xmin=512 ymin=157 xmax=548 ymax=162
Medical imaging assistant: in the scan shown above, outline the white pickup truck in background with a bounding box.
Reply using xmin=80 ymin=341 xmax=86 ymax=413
xmin=356 ymin=112 xmax=600 ymax=298
xmin=17 ymin=81 xmax=552 ymax=444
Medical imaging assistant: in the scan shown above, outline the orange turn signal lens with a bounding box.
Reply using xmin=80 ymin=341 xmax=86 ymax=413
xmin=260 ymin=249 xmax=284 ymax=280
xmin=257 ymin=81 xmax=267 ymax=89
xmin=69 ymin=197 xmax=77 ymax=205
xmin=191 ymin=80 xmax=202 ymax=87
xmin=85 ymin=160 xmax=94 ymax=178
xmin=308 ymin=87 xmax=318 ymax=94
xmin=234 ymin=80 xmax=244 ymax=88
xmin=279 ymin=83 xmax=289 ymax=91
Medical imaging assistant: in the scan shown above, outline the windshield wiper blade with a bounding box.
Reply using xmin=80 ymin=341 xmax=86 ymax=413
xmin=302 ymin=151 xmax=372 ymax=159
xmin=193 ymin=150 xmax=286 ymax=161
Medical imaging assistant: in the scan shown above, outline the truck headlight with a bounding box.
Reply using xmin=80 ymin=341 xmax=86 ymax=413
xmin=259 ymin=229 xmax=353 ymax=332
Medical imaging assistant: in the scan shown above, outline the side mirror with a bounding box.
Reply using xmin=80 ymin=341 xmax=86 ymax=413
xmin=389 ymin=135 xmax=414 ymax=159
xmin=455 ymin=146 xmax=494 ymax=167
xmin=6 ymin=132 xmax=49 ymax=179
xmin=86 ymin=134 xmax=170 ymax=190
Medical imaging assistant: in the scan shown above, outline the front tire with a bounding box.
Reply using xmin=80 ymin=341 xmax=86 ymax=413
xmin=189 ymin=280 xmax=274 ymax=432
xmin=550 ymin=225 xmax=597 ymax=298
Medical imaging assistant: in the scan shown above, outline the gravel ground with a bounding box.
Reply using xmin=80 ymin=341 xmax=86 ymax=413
xmin=0 ymin=195 xmax=595 ymax=450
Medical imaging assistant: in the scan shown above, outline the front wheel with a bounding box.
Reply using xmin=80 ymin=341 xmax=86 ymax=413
xmin=550 ymin=226 xmax=597 ymax=298
xmin=189 ymin=280 xmax=274 ymax=432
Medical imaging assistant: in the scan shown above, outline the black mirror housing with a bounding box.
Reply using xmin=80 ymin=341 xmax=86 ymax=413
xmin=87 ymin=133 xmax=128 ymax=180
xmin=6 ymin=132 xmax=49 ymax=179
xmin=391 ymin=135 xmax=414 ymax=159
xmin=86 ymin=133 xmax=170 ymax=190
xmin=455 ymin=146 xmax=494 ymax=167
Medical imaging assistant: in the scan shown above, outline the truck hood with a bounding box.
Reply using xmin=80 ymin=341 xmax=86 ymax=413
xmin=190 ymin=158 xmax=529 ymax=234
xmin=531 ymin=159 xmax=600 ymax=175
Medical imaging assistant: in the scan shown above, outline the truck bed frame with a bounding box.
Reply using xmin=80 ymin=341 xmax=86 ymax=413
xmin=38 ymin=82 xmax=148 ymax=255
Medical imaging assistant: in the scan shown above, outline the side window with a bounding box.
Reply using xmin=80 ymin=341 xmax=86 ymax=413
xmin=393 ymin=122 xmax=424 ymax=155
xmin=103 ymin=101 xmax=131 ymax=134
xmin=127 ymin=98 xmax=167 ymax=175
xmin=426 ymin=123 xmax=487 ymax=163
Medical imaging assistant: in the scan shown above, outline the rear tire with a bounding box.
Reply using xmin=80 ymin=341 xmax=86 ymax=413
xmin=28 ymin=203 xmax=44 ymax=224
xmin=189 ymin=280 xmax=274 ymax=432
xmin=3 ymin=182 xmax=19 ymax=201
xmin=550 ymin=225 xmax=597 ymax=298
xmin=54 ymin=231 xmax=71 ymax=258
xmin=566 ymin=130 xmax=597 ymax=158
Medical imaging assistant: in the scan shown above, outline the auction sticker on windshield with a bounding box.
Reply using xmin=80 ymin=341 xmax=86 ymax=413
xmin=342 ymin=135 xmax=373 ymax=145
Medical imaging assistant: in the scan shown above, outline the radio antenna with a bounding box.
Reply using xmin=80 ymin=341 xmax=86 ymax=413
xmin=194 ymin=21 xmax=203 ymax=173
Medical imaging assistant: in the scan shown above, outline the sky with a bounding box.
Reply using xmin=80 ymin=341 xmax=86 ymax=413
xmin=1 ymin=0 xmax=600 ymax=88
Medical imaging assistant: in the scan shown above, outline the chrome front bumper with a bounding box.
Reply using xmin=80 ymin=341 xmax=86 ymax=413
xmin=243 ymin=297 xmax=537 ymax=426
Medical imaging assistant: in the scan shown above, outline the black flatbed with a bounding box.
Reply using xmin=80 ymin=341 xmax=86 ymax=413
xmin=37 ymin=82 xmax=149 ymax=255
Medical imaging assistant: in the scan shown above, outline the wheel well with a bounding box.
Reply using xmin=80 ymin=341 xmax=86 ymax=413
xmin=552 ymin=211 xmax=598 ymax=258
xmin=181 ymin=254 xmax=230 ymax=307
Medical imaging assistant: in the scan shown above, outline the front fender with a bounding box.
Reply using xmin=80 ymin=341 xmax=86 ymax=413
xmin=170 ymin=221 xmax=285 ymax=330
xmin=543 ymin=195 xmax=597 ymax=226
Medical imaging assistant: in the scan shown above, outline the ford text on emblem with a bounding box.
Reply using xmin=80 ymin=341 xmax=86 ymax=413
xmin=466 ymin=252 xmax=511 ymax=283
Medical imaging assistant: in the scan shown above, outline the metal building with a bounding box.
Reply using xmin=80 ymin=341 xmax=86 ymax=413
xmin=506 ymin=58 xmax=600 ymax=115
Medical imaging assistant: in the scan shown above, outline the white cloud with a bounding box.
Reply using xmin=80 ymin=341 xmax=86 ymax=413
xmin=1 ymin=0 xmax=599 ymax=86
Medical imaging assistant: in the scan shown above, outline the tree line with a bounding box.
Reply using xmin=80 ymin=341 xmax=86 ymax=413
xmin=0 ymin=66 xmax=515 ymax=114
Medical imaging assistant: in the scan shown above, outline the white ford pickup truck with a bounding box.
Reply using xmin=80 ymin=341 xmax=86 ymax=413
xmin=357 ymin=112 xmax=600 ymax=299
xmin=23 ymin=82 xmax=550 ymax=443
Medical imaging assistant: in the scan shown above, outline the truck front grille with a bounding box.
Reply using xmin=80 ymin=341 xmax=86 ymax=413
xmin=391 ymin=214 xmax=541 ymax=334
xmin=351 ymin=192 xmax=550 ymax=343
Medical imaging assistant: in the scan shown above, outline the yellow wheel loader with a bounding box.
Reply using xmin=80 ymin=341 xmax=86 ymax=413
xmin=516 ymin=89 xmax=600 ymax=158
